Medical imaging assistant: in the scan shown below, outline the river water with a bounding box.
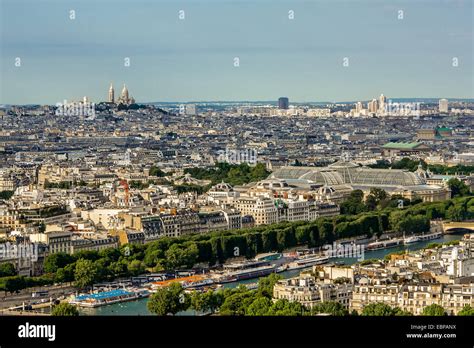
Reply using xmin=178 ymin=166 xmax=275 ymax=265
xmin=79 ymin=232 xmax=467 ymax=316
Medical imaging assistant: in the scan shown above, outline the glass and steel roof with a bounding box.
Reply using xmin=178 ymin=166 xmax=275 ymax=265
xmin=269 ymin=163 xmax=426 ymax=187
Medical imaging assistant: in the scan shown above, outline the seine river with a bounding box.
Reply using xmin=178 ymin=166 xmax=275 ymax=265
xmin=78 ymin=232 xmax=468 ymax=316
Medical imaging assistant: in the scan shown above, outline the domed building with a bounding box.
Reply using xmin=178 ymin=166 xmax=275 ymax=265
xmin=268 ymin=161 xmax=449 ymax=202
xmin=109 ymin=83 xmax=135 ymax=105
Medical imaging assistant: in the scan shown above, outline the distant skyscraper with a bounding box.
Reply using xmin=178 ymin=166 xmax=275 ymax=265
xmin=278 ymin=97 xmax=289 ymax=109
xmin=108 ymin=83 xmax=115 ymax=103
xmin=379 ymin=94 xmax=386 ymax=113
xmin=368 ymin=99 xmax=378 ymax=113
xmin=355 ymin=101 xmax=363 ymax=113
xmin=439 ymin=99 xmax=449 ymax=113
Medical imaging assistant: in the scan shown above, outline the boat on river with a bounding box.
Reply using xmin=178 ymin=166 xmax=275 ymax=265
xmin=70 ymin=288 xmax=149 ymax=308
xmin=367 ymin=238 xmax=403 ymax=251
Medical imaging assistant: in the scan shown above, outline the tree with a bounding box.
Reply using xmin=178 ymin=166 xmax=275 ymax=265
xmin=457 ymin=305 xmax=474 ymax=316
xmin=365 ymin=195 xmax=377 ymax=211
xmin=149 ymin=166 xmax=166 ymax=177
xmin=38 ymin=222 xmax=46 ymax=233
xmin=43 ymin=253 xmax=75 ymax=273
xmin=312 ymin=301 xmax=348 ymax=316
xmin=184 ymin=162 xmax=269 ymax=187
xmin=395 ymin=215 xmax=430 ymax=234
xmin=128 ymin=260 xmax=145 ymax=276
xmin=0 ymin=276 xmax=26 ymax=294
xmin=219 ymin=290 xmax=255 ymax=316
xmin=365 ymin=188 xmax=388 ymax=210
xmin=390 ymin=158 xmax=425 ymax=172
xmin=74 ymin=259 xmax=98 ymax=288
xmin=447 ymin=178 xmax=470 ymax=198
xmin=54 ymin=263 xmax=75 ymax=283
xmin=257 ymin=273 xmax=282 ymax=298
xmin=147 ymin=283 xmax=189 ymax=315
xmin=107 ymin=260 xmax=128 ymax=278
xmin=143 ymin=249 xmax=164 ymax=268
xmin=340 ymin=190 xmax=367 ymax=215
xmin=369 ymin=188 xmax=388 ymax=203
xmin=0 ymin=263 xmax=16 ymax=277
xmin=361 ymin=303 xmax=398 ymax=316
xmin=190 ymin=290 xmax=223 ymax=314
xmin=74 ymin=250 xmax=100 ymax=262
xmin=245 ymin=234 xmax=260 ymax=259
xmin=318 ymin=220 xmax=334 ymax=244
xmin=51 ymin=302 xmax=79 ymax=316
xmin=164 ymin=243 xmax=198 ymax=269
xmin=446 ymin=204 xmax=467 ymax=222
xmin=210 ymin=237 xmax=224 ymax=265
xmin=295 ymin=225 xmax=311 ymax=245
xmin=422 ymin=304 xmax=446 ymax=316
xmin=393 ymin=307 xmax=412 ymax=316
xmin=249 ymin=163 xmax=270 ymax=182
xmin=246 ymin=297 xmax=272 ymax=316
xmin=262 ymin=230 xmax=278 ymax=252
xmin=98 ymin=248 xmax=121 ymax=263
xmin=0 ymin=190 xmax=14 ymax=200
xmin=267 ymin=299 xmax=306 ymax=316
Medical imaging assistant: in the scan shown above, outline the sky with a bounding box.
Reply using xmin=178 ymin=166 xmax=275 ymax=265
xmin=0 ymin=0 xmax=473 ymax=104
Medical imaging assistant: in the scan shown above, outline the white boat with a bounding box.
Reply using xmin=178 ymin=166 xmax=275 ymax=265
xmin=404 ymin=236 xmax=420 ymax=244
xmin=217 ymin=264 xmax=278 ymax=283
xmin=419 ymin=231 xmax=443 ymax=241
xmin=404 ymin=232 xmax=442 ymax=245
xmin=182 ymin=278 xmax=214 ymax=289
xmin=367 ymin=238 xmax=403 ymax=251
xmin=287 ymin=255 xmax=329 ymax=270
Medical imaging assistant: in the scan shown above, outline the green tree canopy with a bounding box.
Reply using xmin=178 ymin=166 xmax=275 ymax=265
xmin=311 ymin=301 xmax=349 ymax=316
xmin=457 ymin=305 xmax=474 ymax=316
xmin=74 ymin=258 xmax=98 ymax=289
xmin=0 ymin=263 xmax=16 ymax=277
xmin=44 ymin=253 xmax=75 ymax=273
xmin=447 ymin=178 xmax=470 ymax=198
xmin=257 ymin=273 xmax=282 ymax=298
xmin=190 ymin=290 xmax=223 ymax=314
xmin=422 ymin=304 xmax=446 ymax=316
xmin=147 ymin=283 xmax=189 ymax=315
xmin=164 ymin=243 xmax=198 ymax=269
xmin=361 ymin=303 xmax=401 ymax=316
xmin=51 ymin=302 xmax=79 ymax=316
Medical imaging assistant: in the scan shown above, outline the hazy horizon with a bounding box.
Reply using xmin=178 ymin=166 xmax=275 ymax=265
xmin=1 ymin=0 xmax=473 ymax=104
xmin=2 ymin=97 xmax=474 ymax=107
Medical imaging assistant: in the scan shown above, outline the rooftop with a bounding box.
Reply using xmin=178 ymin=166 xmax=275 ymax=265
xmin=382 ymin=142 xmax=424 ymax=149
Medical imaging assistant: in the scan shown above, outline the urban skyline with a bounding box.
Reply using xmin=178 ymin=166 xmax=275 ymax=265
xmin=2 ymin=81 xmax=474 ymax=106
xmin=0 ymin=0 xmax=473 ymax=342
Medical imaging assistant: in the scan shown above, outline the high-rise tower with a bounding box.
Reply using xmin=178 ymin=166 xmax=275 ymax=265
xmin=278 ymin=97 xmax=289 ymax=109
xmin=108 ymin=83 xmax=115 ymax=103
xmin=379 ymin=94 xmax=386 ymax=114
xmin=439 ymin=99 xmax=448 ymax=113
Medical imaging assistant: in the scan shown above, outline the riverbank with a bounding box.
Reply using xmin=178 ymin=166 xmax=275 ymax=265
xmin=78 ymin=231 xmax=469 ymax=316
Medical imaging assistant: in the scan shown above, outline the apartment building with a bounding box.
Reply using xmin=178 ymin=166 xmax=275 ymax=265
xmin=350 ymin=281 xmax=401 ymax=313
xmin=233 ymin=197 xmax=279 ymax=225
xmin=29 ymin=230 xmax=73 ymax=254
xmin=273 ymin=275 xmax=353 ymax=309
xmin=351 ymin=281 xmax=474 ymax=315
